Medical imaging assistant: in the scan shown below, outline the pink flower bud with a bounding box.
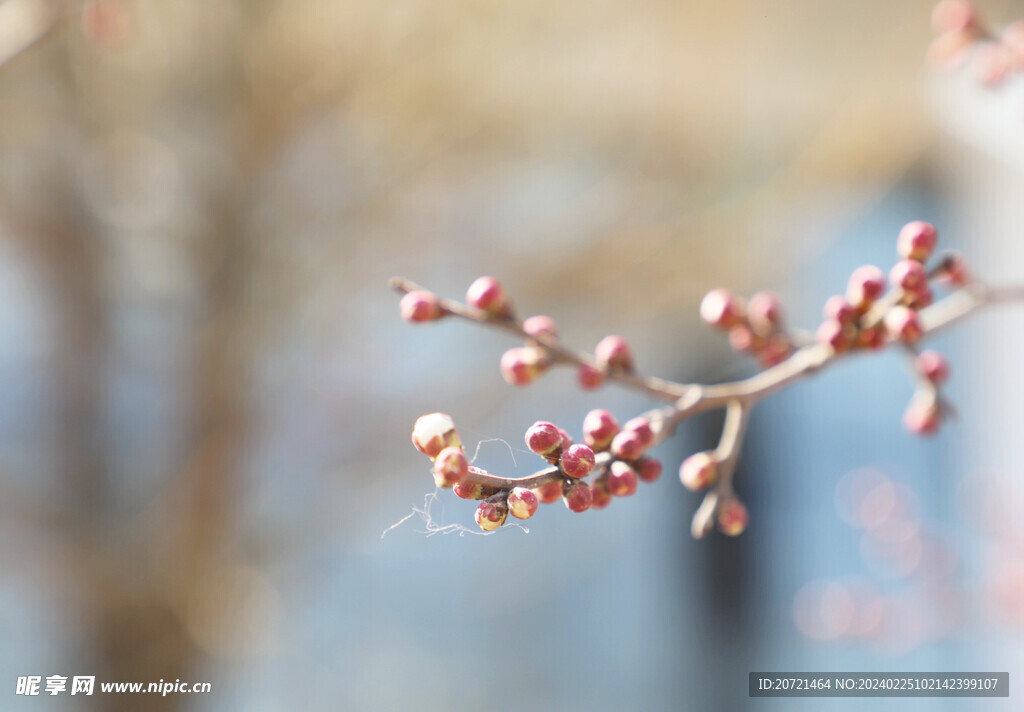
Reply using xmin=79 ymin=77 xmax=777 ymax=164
xmin=747 ymin=291 xmax=783 ymax=335
xmin=634 ymin=456 xmax=663 ymax=483
xmin=716 ymin=497 xmax=749 ymax=536
xmin=562 ymin=479 xmax=593 ymax=512
xmin=610 ymin=430 xmax=645 ymax=461
xmin=454 ymin=480 xmax=499 ymax=500
xmin=679 ymin=451 xmax=719 ymax=491
xmin=411 ymin=413 xmax=462 ymax=458
xmin=931 ymin=0 xmax=977 ymax=34
xmin=846 ymin=265 xmax=886 ymax=310
xmin=582 ymin=409 xmax=620 ymax=451
xmin=533 ymin=480 xmax=564 ymax=504
xmin=577 ymin=364 xmax=605 ymax=390
xmin=728 ymin=325 xmax=763 ymax=355
xmin=700 ymin=288 xmax=745 ymax=329
xmin=915 ymin=350 xmax=949 ymax=384
xmin=903 ymin=398 xmax=942 ymax=436
xmin=400 ymin=290 xmax=444 ymax=323
xmin=889 ymin=259 xmax=928 ymax=291
xmin=507 ymin=487 xmax=539 ymax=520
xmin=557 ymin=427 xmax=573 ymax=450
xmin=622 ymin=417 xmax=654 ymax=447
xmin=589 ymin=477 xmax=612 ymax=510
xmin=757 ymin=334 xmax=791 ymax=368
xmin=607 ymin=461 xmax=639 ymax=497
xmin=525 ymin=421 xmax=563 ymax=458
xmin=560 ymin=443 xmax=596 ymax=478
xmin=594 ymin=335 xmax=634 ymax=372
xmin=500 ymin=346 xmax=548 ymax=386
xmin=936 ymin=251 xmax=969 ymax=286
xmin=816 ymin=319 xmax=852 ymax=353
xmin=823 ymin=295 xmax=857 ymax=326
xmin=904 ymin=284 xmax=933 ymax=309
xmin=856 ymin=325 xmax=886 ymax=351
xmin=522 ymin=315 xmax=558 ymax=340
xmin=897 ymin=221 xmax=938 ymax=262
xmin=884 ymin=306 xmax=923 ymax=344
xmin=432 ymin=446 xmax=469 ymax=487
xmin=466 ymin=276 xmax=510 ymax=316
xmin=475 ymin=495 xmax=509 ymax=531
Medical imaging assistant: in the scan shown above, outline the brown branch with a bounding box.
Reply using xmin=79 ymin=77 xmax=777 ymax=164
xmin=395 ymin=276 xmax=1024 ymax=496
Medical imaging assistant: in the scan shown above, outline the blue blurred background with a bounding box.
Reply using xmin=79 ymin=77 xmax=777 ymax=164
xmin=0 ymin=0 xmax=1023 ymax=710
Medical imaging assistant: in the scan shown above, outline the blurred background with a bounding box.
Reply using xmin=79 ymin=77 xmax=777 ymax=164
xmin=1 ymin=0 xmax=1023 ymax=710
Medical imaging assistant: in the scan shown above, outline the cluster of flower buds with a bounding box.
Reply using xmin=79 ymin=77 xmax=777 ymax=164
xmin=928 ymin=0 xmax=1024 ymax=85
xmin=813 ymin=221 xmax=964 ymax=435
xmin=700 ymin=289 xmax=792 ymax=367
xmin=411 ymin=409 xmax=664 ymax=531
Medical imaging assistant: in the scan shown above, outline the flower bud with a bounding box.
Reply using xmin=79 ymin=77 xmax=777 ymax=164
xmin=522 ymin=315 xmax=558 ymax=340
xmin=897 ymin=221 xmax=938 ymax=262
xmin=475 ymin=495 xmax=509 ymax=531
xmin=915 ymin=350 xmax=949 ymax=385
xmin=577 ymin=365 xmax=605 ymax=390
xmin=816 ymin=319 xmax=852 ymax=353
xmin=562 ymin=479 xmax=593 ymax=512
xmin=400 ymin=290 xmax=444 ymax=323
xmin=856 ymin=325 xmax=886 ymax=351
xmin=560 ymin=443 xmax=596 ymax=478
xmin=936 ymin=251 xmax=969 ymax=286
xmin=903 ymin=395 xmax=942 ymax=436
xmin=432 ymin=446 xmax=469 ymax=487
xmin=747 ymin=292 xmax=783 ymax=335
xmin=889 ymin=259 xmax=928 ymax=291
xmin=411 ymin=412 xmax=462 ymax=458
xmin=679 ymin=451 xmax=719 ymax=491
xmin=728 ymin=325 xmax=763 ymax=355
xmin=634 ymin=457 xmax=663 ymax=483
xmin=607 ymin=461 xmax=639 ymax=497
xmin=507 ymin=487 xmax=539 ymax=520
xmin=904 ymin=284 xmax=933 ymax=309
xmin=525 ymin=421 xmax=563 ymax=458
xmin=594 ymin=335 xmax=634 ymax=372
xmin=700 ymin=288 xmax=745 ymax=329
xmin=589 ymin=477 xmax=612 ymax=510
xmin=846 ymin=265 xmax=886 ymax=311
xmin=823 ymin=295 xmax=857 ymax=326
xmin=500 ymin=346 xmax=548 ymax=386
xmin=557 ymin=427 xmax=573 ymax=450
xmin=622 ymin=417 xmax=654 ymax=447
xmin=716 ymin=497 xmax=749 ymax=536
xmin=466 ymin=276 xmax=511 ymax=316
xmin=582 ymin=409 xmax=620 ymax=451
xmin=610 ymin=430 xmax=645 ymax=462
xmin=533 ymin=480 xmax=564 ymax=504
xmin=884 ymin=306 xmax=923 ymax=344
xmin=757 ymin=334 xmax=791 ymax=367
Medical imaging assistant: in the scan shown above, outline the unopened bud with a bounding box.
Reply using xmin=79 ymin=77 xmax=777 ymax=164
xmin=679 ymin=451 xmax=719 ymax=491
xmin=507 ymin=487 xmax=539 ymax=520
xmin=475 ymin=495 xmax=509 ymax=531
xmin=412 ymin=413 xmax=461 ymax=458
xmin=432 ymin=446 xmax=469 ymax=487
